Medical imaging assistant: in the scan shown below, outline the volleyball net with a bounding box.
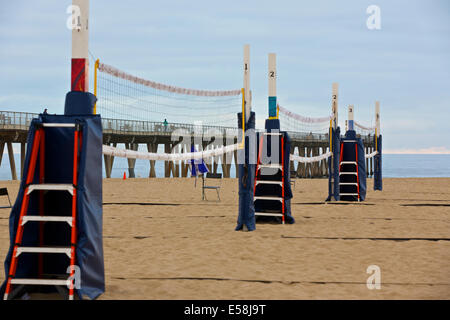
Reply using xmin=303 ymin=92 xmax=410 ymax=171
xmin=278 ymin=104 xmax=333 ymax=134
xmin=278 ymin=104 xmax=334 ymax=163
xmin=354 ymin=120 xmax=376 ymax=136
xmin=102 ymin=143 xmax=240 ymax=161
xmin=94 ymin=61 xmax=372 ymax=164
xmin=102 ymin=136 xmax=334 ymax=164
xmin=353 ymin=120 xmax=378 ymax=159
xmin=95 ymin=61 xmax=243 ymax=127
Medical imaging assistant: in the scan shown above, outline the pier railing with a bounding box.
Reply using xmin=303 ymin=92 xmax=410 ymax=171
xmin=0 ymin=111 xmax=35 ymax=130
xmin=0 ymin=110 xmax=372 ymax=143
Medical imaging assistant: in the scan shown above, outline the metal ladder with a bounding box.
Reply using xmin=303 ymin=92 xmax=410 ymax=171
xmin=338 ymin=141 xmax=360 ymax=201
xmin=253 ymin=132 xmax=285 ymax=224
xmin=3 ymin=122 xmax=82 ymax=300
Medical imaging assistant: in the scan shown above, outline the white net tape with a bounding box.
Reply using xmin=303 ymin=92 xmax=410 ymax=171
xmin=290 ymin=151 xmax=333 ymax=163
xmin=365 ymin=151 xmax=379 ymax=159
xmin=104 ymin=139 xmax=375 ymax=165
xmin=98 ymin=63 xmax=242 ymax=97
xmin=102 ymin=144 xmax=239 ymax=161
xmin=103 ymin=145 xmax=335 ymax=164
xmin=278 ymin=105 xmax=332 ymax=124
xmin=354 ymin=121 xmax=376 ymax=131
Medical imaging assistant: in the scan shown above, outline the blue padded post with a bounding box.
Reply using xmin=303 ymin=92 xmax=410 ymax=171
xmin=236 ymin=112 xmax=256 ymax=231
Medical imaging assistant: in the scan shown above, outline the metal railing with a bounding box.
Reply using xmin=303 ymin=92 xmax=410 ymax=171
xmin=100 ymin=117 xmax=240 ymax=137
xmin=0 ymin=111 xmax=36 ymax=130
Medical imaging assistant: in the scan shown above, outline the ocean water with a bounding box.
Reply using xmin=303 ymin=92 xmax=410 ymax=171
xmin=382 ymin=154 xmax=450 ymax=178
xmin=0 ymin=153 xmax=449 ymax=180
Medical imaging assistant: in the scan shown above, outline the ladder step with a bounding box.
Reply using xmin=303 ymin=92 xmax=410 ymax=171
xmin=339 ymin=172 xmax=357 ymax=175
xmin=10 ymin=278 xmax=72 ymax=286
xmin=42 ymin=123 xmax=76 ymax=128
xmin=340 ymin=193 xmax=359 ymax=196
xmin=21 ymin=216 xmax=73 ymax=226
xmin=255 ymin=181 xmax=283 ymax=186
xmin=340 ymin=161 xmax=357 ymax=165
xmin=254 ymin=196 xmax=283 ymax=202
xmin=16 ymin=247 xmax=72 ymax=258
xmin=27 ymin=184 xmax=74 ymax=195
xmin=258 ymin=164 xmax=282 ymax=170
xmin=339 ymin=183 xmax=358 ymax=186
xmin=255 ymin=212 xmax=283 ymax=217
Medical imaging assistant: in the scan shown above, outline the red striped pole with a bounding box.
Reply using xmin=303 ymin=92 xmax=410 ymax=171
xmin=70 ymin=0 xmax=90 ymax=92
xmin=71 ymin=58 xmax=88 ymax=92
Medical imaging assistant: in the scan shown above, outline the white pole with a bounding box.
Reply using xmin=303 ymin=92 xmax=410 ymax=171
xmin=243 ymin=44 xmax=251 ymax=122
xmin=72 ymin=0 xmax=89 ymax=60
xmin=332 ymin=82 xmax=338 ymax=129
xmin=268 ymin=53 xmax=277 ymax=119
xmin=348 ymin=105 xmax=354 ymax=131
xmin=375 ymin=101 xmax=380 ymax=137
xmin=71 ymin=0 xmax=89 ymax=92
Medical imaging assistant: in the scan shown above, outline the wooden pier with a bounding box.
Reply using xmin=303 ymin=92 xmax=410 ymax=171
xmin=0 ymin=111 xmax=375 ymax=180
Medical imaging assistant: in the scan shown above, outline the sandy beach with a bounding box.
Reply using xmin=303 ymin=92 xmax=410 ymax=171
xmin=0 ymin=177 xmax=449 ymax=299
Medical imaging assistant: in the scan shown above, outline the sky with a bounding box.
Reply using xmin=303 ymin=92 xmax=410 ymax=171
xmin=0 ymin=0 xmax=449 ymax=153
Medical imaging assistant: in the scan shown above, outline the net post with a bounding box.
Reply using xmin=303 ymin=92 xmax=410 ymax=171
xmin=93 ymin=58 xmax=99 ymax=114
xmin=243 ymin=44 xmax=251 ymax=123
xmin=71 ymin=0 xmax=90 ymax=92
xmin=375 ymin=128 xmax=378 ymax=151
xmin=374 ymin=101 xmax=382 ymax=191
xmin=329 ymin=119 xmax=332 ymax=153
xmin=268 ymin=53 xmax=277 ymax=119
xmin=332 ymin=82 xmax=338 ymax=129
xmin=375 ymin=101 xmax=380 ymax=137
xmin=348 ymin=105 xmax=354 ymax=131
xmin=240 ymin=88 xmax=246 ymax=149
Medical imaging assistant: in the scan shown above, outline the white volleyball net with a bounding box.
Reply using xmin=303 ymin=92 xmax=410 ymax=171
xmin=278 ymin=104 xmax=333 ymax=163
xmin=354 ymin=120 xmax=376 ymax=136
xmin=278 ymin=105 xmax=333 ymax=134
xmin=96 ymin=62 xmax=242 ymax=127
